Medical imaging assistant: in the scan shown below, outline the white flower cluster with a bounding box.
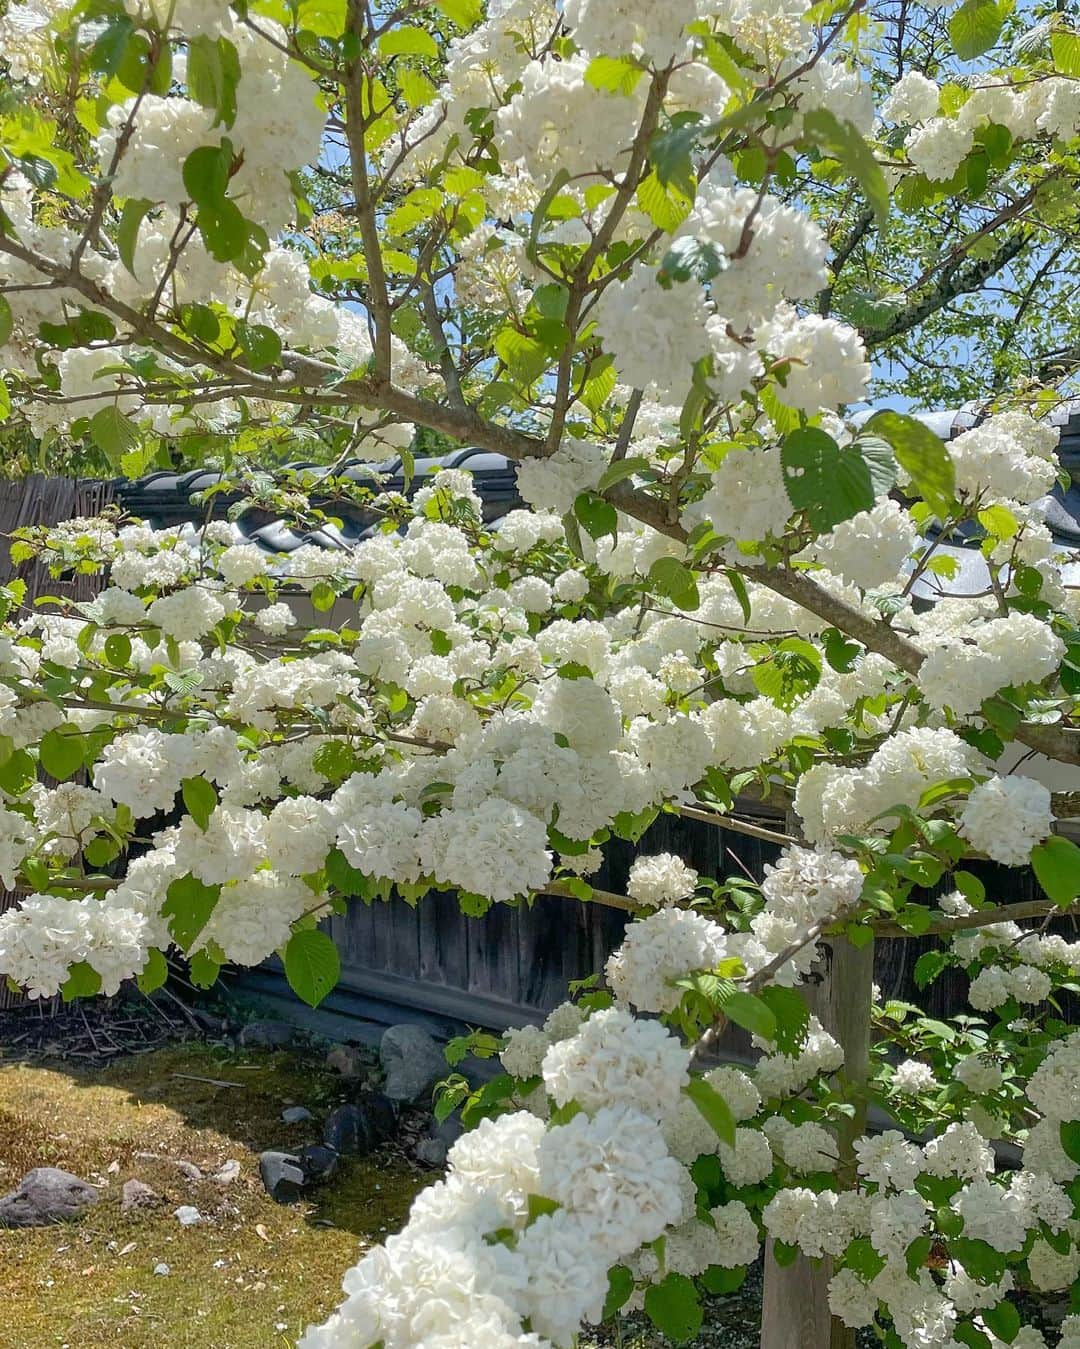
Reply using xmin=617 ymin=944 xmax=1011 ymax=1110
xmin=794 ymin=728 xmax=986 ymax=843
xmin=301 ymin=1005 xmax=737 ymax=1349
xmin=919 ymin=611 xmax=1064 ymax=719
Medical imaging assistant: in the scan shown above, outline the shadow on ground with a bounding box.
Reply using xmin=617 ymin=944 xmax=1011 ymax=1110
xmin=0 ymin=1032 xmax=428 ymax=1349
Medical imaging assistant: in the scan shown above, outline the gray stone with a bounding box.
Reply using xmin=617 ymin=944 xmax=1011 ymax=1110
xmin=326 ymin=1043 xmax=368 ymax=1078
xmin=296 ymin=1144 xmax=339 ymax=1185
xmin=153 ymin=1263 xmax=171 ymax=1277
xmin=0 ymin=1168 xmax=99 ymax=1227
xmin=322 ymin=1095 xmax=395 ymax=1156
xmin=281 ymin=1106 xmax=312 ymax=1125
xmin=379 ymin=1024 xmax=446 ymax=1104
xmin=210 ymin=1159 xmax=241 ymax=1185
xmin=259 ymin=1151 xmax=306 ymax=1204
xmin=432 ymin=1113 xmax=465 ymax=1148
xmin=414 ymin=1137 xmax=447 ymax=1168
xmin=239 ymin=1019 xmax=297 ymax=1050
xmin=120 ymin=1179 xmax=160 ymax=1213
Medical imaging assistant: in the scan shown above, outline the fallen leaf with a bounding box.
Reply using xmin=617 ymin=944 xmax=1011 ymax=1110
xmin=255 ymin=1224 xmax=271 ymax=1243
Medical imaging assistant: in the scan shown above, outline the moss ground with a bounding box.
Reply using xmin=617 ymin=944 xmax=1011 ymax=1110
xmin=0 ymin=1041 xmax=426 ymax=1349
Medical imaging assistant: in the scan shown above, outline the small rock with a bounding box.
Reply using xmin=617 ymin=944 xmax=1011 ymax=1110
xmin=153 ymin=1263 xmax=171 ymax=1277
xmin=259 ymin=1151 xmax=305 ymax=1205
xmin=380 ymin=1024 xmax=447 ymax=1104
xmin=0 ymin=1168 xmax=99 ymax=1228
xmin=281 ymin=1106 xmax=312 ymax=1125
xmin=322 ymin=1094 xmax=395 ymax=1156
xmin=120 ymin=1179 xmax=160 ymax=1213
xmin=210 ymin=1159 xmax=241 ymax=1185
xmin=133 ymin=1152 xmax=202 ymax=1182
xmin=326 ymin=1043 xmax=367 ymax=1078
xmin=414 ymin=1137 xmax=447 ymax=1168
xmin=173 ymin=1205 xmax=203 ymax=1227
xmin=239 ymin=1019 xmax=297 ymax=1050
xmin=296 ymin=1144 xmax=339 ymax=1185
xmin=432 ymin=1114 xmax=465 ymax=1149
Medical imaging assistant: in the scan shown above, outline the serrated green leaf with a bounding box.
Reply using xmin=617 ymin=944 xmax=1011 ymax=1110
xmin=644 ymin=1272 xmax=703 ymax=1344
xmin=136 ymin=947 xmax=169 ymax=994
xmin=377 ymin=24 xmax=439 ymax=58
xmin=161 ymin=875 xmax=221 ymax=951
xmin=597 ymin=457 xmax=652 ymax=493
xmin=60 ymin=960 xmax=102 ymax=1001
xmin=949 ymin=0 xmax=1003 ymax=59
xmin=803 ymin=107 xmax=889 ymax=225
xmin=39 ymin=725 xmax=85 ymax=781
xmin=1031 ymin=835 xmax=1080 ymax=909
xmin=181 ymin=776 xmax=217 ymax=831
xmin=284 ymin=928 xmax=341 ymax=1008
xmin=88 ymin=406 xmax=141 ymax=467
xmin=684 ymin=1076 xmax=736 ymax=1148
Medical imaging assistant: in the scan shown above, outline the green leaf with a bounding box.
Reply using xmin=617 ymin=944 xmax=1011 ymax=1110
xmin=954 ymin=1326 xmax=993 ymax=1349
xmin=949 ymin=0 xmax=1004 ymax=59
xmin=377 ymin=24 xmax=439 ymax=58
xmin=1031 ymin=835 xmax=1080 ymax=909
xmin=574 ymin=492 xmax=618 ymax=543
xmin=0 ymin=295 xmax=14 ymax=346
xmin=602 ymin=1265 xmax=635 ymax=1319
xmin=684 ymin=1076 xmax=737 ymax=1148
xmin=435 ymin=0 xmax=482 ymax=27
xmin=636 ymin=168 xmax=693 ymax=232
xmin=1060 ymin=1120 xmax=1080 ymax=1166
xmin=104 ymin=632 xmax=132 ymax=666
xmin=526 ymin=168 xmax=571 ymax=263
xmin=862 ymin=411 xmax=956 ymax=517
xmin=60 ymin=960 xmax=102 ymax=1002
xmin=283 ymin=928 xmax=341 ymax=1008
xmin=597 ymin=457 xmax=652 ymax=493
xmin=526 ymin=1192 xmax=560 ymax=1221
xmin=39 ymin=725 xmax=86 ymax=781
xmin=981 ymin=1300 xmax=1020 ymax=1343
xmin=88 ymin=406 xmax=141 ymax=467
xmin=182 ymin=141 xmax=234 ymax=207
xmin=584 ymin=54 xmax=645 ymax=94
xmin=649 ymin=556 xmax=700 ymax=611
xmin=659 ymin=236 xmax=726 ymax=288
xmin=700 ymin=1264 xmax=746 ymax=1292
xmin=136 ymin=947 xmax=169 ymax=995
xmin=188 ymin=948 xmax=221 ymax=990
xmin=644 ymin=1272 xmax=703 ymax=1345
xmin=181 ymin=776 xmax=217 ymax=831
xmin=161 ymin=875 xmax=221 ymax=951
xmin=803 ymin=108 xmax=889 ymax=226
xmin=780 ymin=428 xmax=878 ymax=531
xmin=719 ymin=989 xmax=777 ymax=1042
xmin=650 ymin=116 xmax=701 ymax=198
xmin=758 ymin=985 xmax=810 ymax=1055
xmin=187 ymin=34 xmax=241 ymax=127
xmin=493 ymin=327 xmax=549 ymax=387
xmin=235 ymin=320 xmax=282 ymax=370
xmin=1052 ymin=29 xmax=1080 ymax=76
xmin=914 ymin=950 xmax=950 ymax=990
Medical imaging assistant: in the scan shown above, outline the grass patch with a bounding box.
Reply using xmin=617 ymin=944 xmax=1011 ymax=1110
xmin=0 ymin=1041 xmax=426 ymax=1348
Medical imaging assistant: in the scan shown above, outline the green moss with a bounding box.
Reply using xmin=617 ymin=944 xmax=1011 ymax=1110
xmin=0 ymin=1042 xmax=425 ymax=1348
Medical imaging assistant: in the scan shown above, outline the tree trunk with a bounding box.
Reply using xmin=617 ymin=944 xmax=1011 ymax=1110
xmin=760 ymin=932 xmax=875 ymax=1349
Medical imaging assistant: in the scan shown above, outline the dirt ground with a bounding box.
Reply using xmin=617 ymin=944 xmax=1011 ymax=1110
xmin=0 ymin=1037 xmax=425 ymax=1349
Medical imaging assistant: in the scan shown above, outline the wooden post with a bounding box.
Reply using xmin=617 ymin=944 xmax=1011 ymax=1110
xmin=760 ymin=931 xmax=875 ymax=1349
